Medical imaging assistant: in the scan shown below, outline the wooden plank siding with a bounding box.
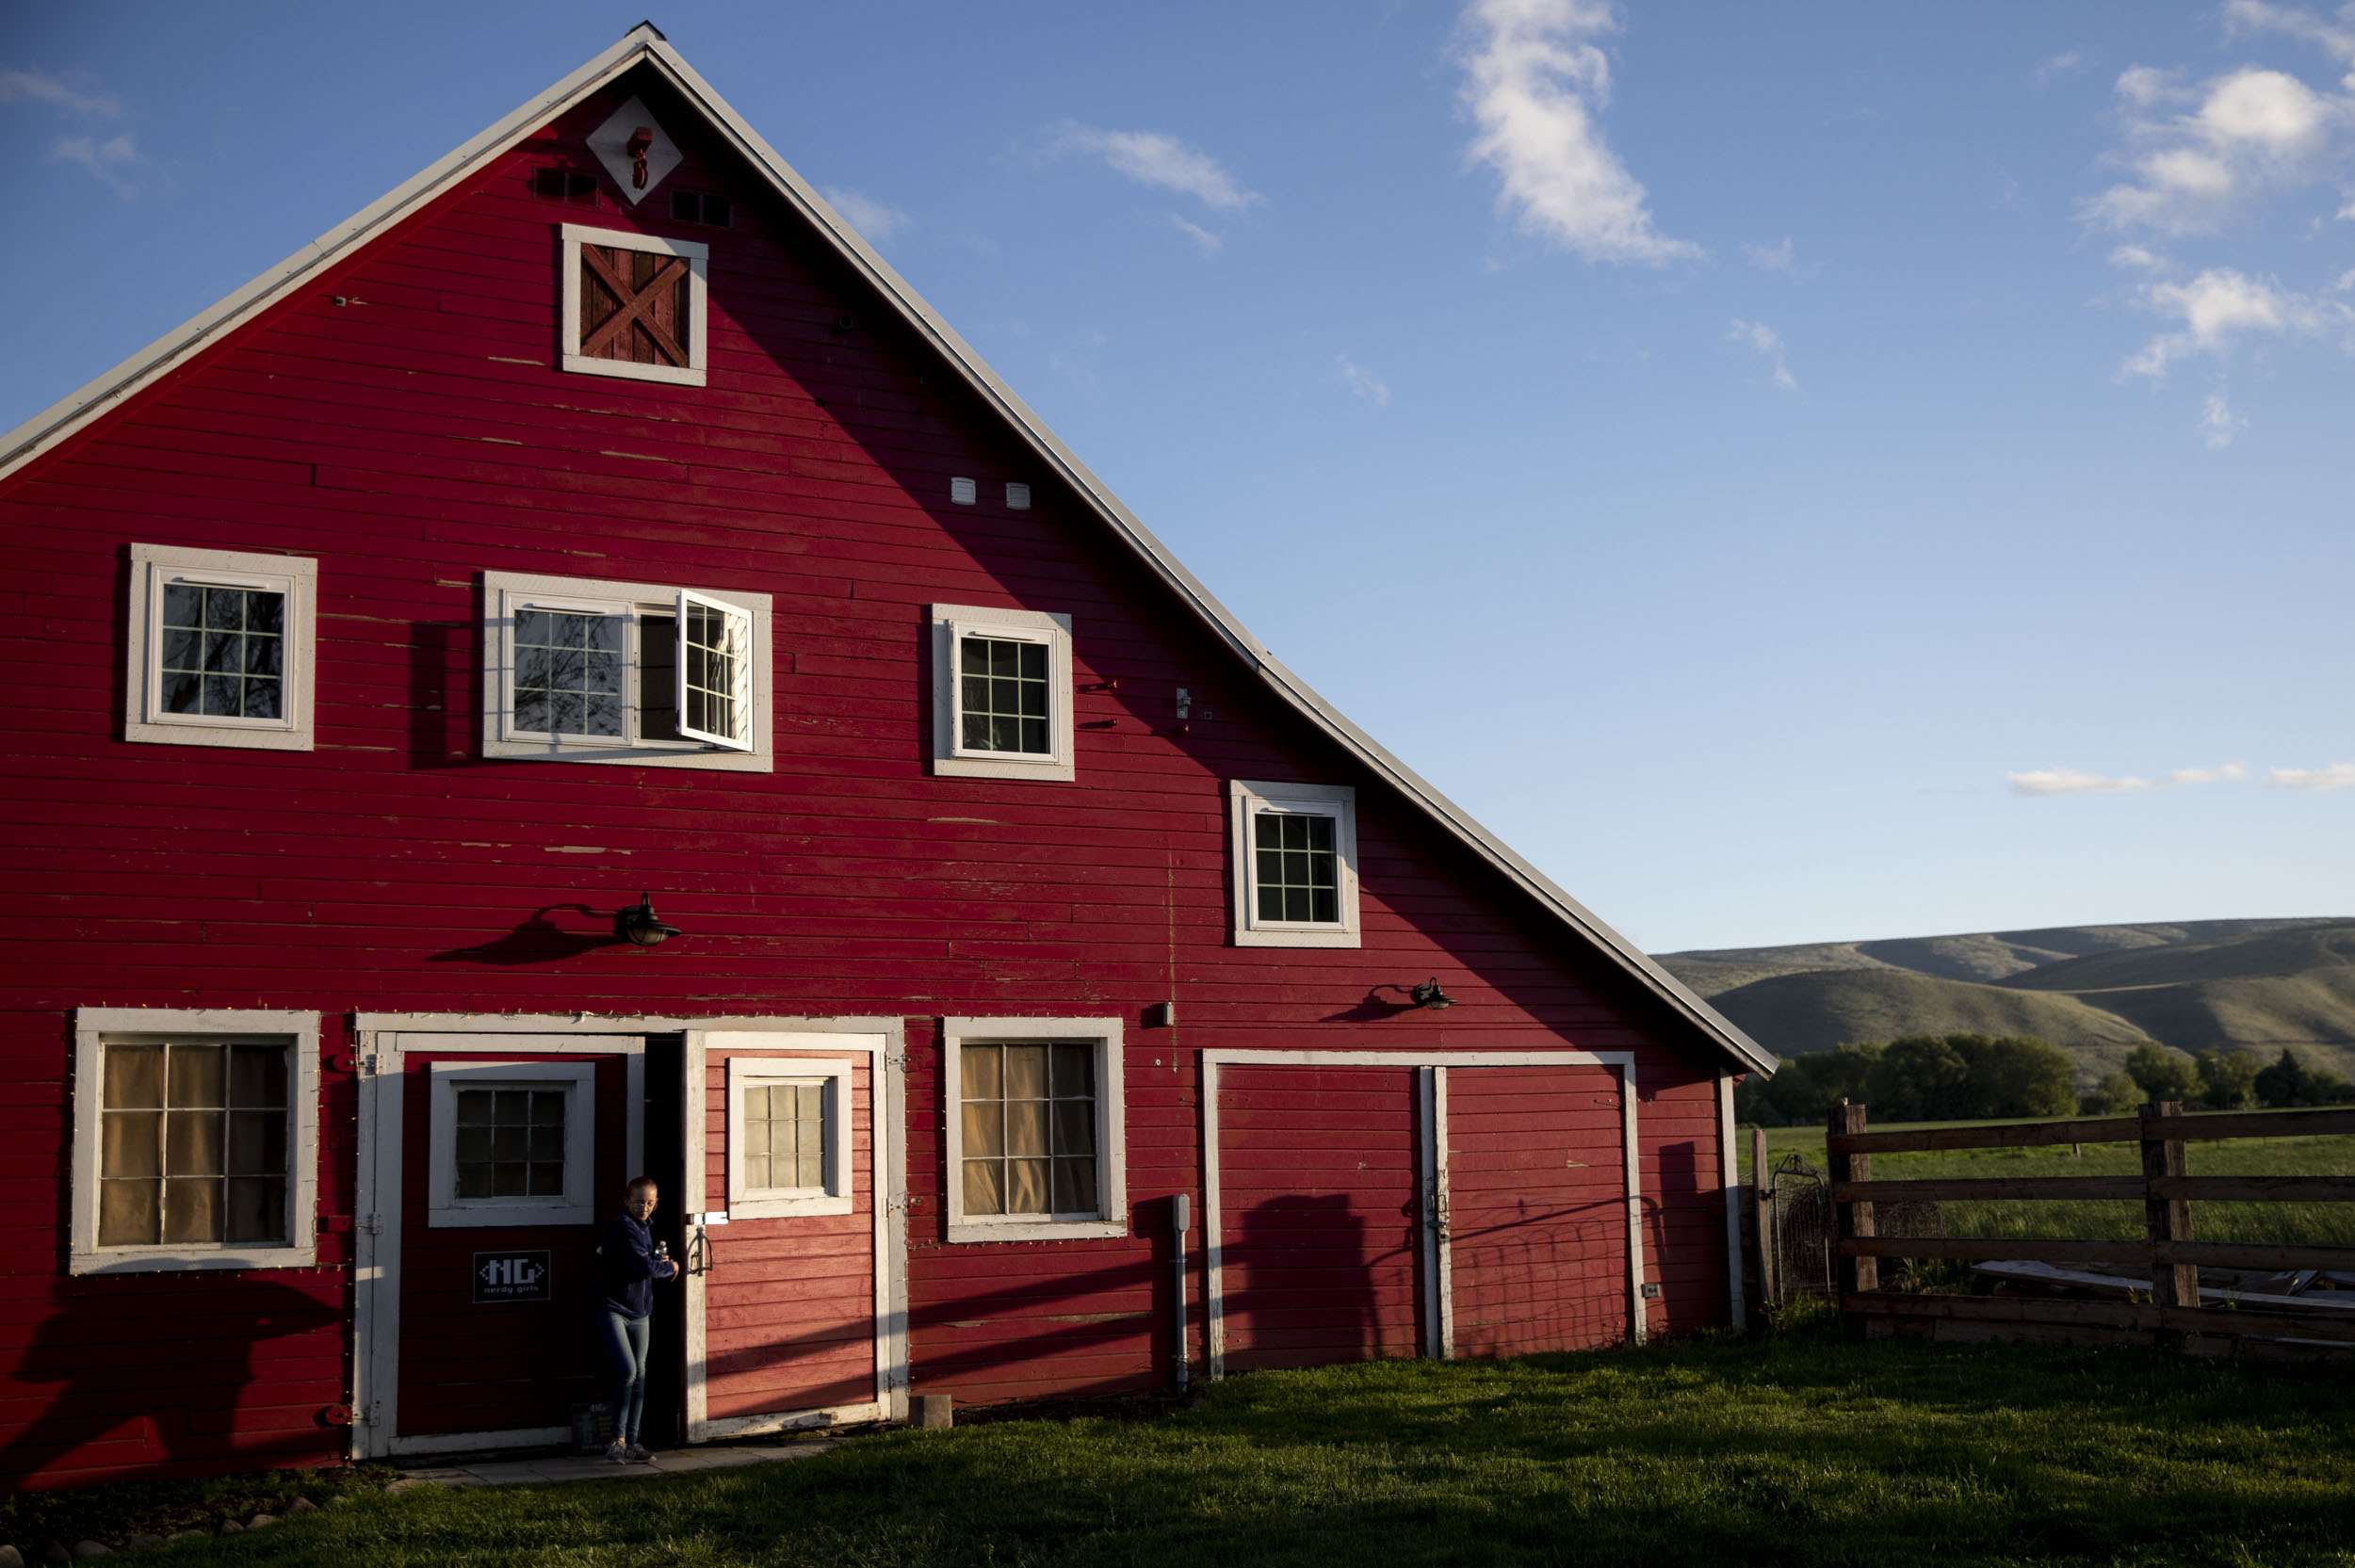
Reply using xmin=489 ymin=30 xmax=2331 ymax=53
xmin=0 ymin=67 xmax=1742 ymax=1488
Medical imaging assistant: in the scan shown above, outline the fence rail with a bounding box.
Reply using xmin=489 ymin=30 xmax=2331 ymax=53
xmin=1823 ymin=1100 xmax=2355 ymax=1357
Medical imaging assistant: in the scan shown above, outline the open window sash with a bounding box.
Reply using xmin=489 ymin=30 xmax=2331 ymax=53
xmin=674 ymin=589 xmax=755 ymax=752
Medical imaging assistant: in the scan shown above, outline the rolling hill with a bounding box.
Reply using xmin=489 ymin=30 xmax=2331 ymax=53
xmin=1654 ymin=917 xmax=2355 ymax=1084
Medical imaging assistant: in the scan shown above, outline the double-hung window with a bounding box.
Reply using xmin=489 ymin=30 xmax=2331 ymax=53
xmin=941 ymin=1019 xmax=1126 ymax=1242
xmin=929 ymin=604 xmax=1075 ymax=781
xmin=71 ymin=1009 xmax=320 ymax=1274
xmin=123 ymin=544 xmax=317 ymax=751
xmin=1228 ymin=780 xmax=1362 ymax=947
xmin=483 ymin=570 xmax=771 ymax=769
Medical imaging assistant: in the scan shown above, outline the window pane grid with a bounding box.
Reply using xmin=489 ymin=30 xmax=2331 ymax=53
xmin=454 ymin=1087 xmax=568 ymax=1200
xmin=683 ymin=600 xmax=742 ymax=741
xmin=1253 ymin=811 xmax=1340 ymax=924
xmin=743 ymin=1079 xmax=827 ymax=1192
xmin=513 ymin=607 xmax=625 ymax=736
xmin=99 ymin=1042 xmax=288 ymax=1248
xmin=960 ymin=1043 xmax=1097 ymax=1218
xmin=957 ymin=636 xmax=1050 ymax=754
xmin=160 ymin=584 xmax=284 ymax=720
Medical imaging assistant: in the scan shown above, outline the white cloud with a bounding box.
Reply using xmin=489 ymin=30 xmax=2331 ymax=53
xmin=1728 ymin=318 xmax=1797 ymax=392
xmin=1170 ymin=215 xmax=1223 ymax=256
xmin=1456 ymin=0 xmax=1699 ymax=266
xmin=2081 ymin=65 xmax=2345 ymax=234
xmin=2121 ymin=267 xmax=2350 ymax=379
xmin=1333 ymin=354 xmax=1391 ymax=407
xmin=820 ymin=186 xmax=910 ymax=242
xmin=2009 ymin=763 xmax=2249 ymax=795
xmin=0 ymin=67 xmax=121 ymax=117
xmin=52 ymin=132 xmax=140 ymax=196
xmin=1047 ymin=123 xmax=1259 ymax=212
xmin=2036 ymin=51 xmax=2085 ymax=85
xmin=2200 ymin=391 xmax=2249 ymax=446
xmin=2108 ymin=244 xmax=2168 ymax=269
xmin=2224 ymin=2 xmax=2355 ymax=68
xmin=1743 ymin=235 xmax=1814 ymax=277
xmin=2271 ymin=762 xmax=2355 ymax=790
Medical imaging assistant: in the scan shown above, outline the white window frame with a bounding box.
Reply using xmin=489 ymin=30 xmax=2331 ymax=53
xmin=1228 ymin=779 xmax=1362 ymax=948
xmin=69 ymin=1008 xmax=320 ymax=1275
xmin=123 ymin=543 xmax=317 ymax=752
xmin=559 ymin=223 xmax=708 ymax=386
xmin=427 ymin=1059 xmax=597 ymax=1228
xmin=929 ymin=604 xmax=1075 ymax=782
xmin=725 ymin=1056 xmax=855 ymax=1218
xmin=940 ymin=1017 xmax=1127 ymax=1243
xmin=481 ymin=570 xmax=772 ymax=770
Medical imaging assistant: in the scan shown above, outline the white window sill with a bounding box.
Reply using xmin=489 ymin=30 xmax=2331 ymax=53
xmin=1233 ymin=927 xmax=1362 ymax=948
xmin=945 ymin=1219 xmax=1128 ymax=1244
xmin=932 ymin=753 xmax=1076 ymax=783
xmin=560 ymin=353 xmax=707 ymax=387
xmin=70 ymin=1243 xmax=318 ymax=1277
xmin=731 ymin=1193 xmax=854 ymax=1220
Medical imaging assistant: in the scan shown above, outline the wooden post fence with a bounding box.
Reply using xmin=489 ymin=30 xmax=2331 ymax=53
xmin=1828 ymin=1103 xmax=1876 ymax=1334
xmin=1825 ymin=1102 xmax=2355 ymax=1355
xmin=1751 ymin=1124 xmax=1776 ymax=1310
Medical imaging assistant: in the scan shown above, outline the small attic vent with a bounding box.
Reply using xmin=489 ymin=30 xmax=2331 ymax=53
xmin=534 ymin=169 xmax=600 ymax=206
xmin=950 ymin=477 xmax=978 ymax=506
xmin=671 ymin=190 xmax=733 ymax=228
xmin=1005 ymin=483 xmax=1031 ymax=510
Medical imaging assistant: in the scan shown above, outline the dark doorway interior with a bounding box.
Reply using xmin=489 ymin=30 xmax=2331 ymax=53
xmin=641 ymin=1034 xmax=687 ymax=1447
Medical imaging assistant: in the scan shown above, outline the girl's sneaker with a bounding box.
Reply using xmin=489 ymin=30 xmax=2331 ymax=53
xmin=602 ymin=1438 xmax=630 ymax=1464
xmin=623 ymin=1443 xmax=654 ymax=1463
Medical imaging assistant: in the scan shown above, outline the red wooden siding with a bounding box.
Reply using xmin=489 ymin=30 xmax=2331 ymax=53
xmin=700 ymin=1048 xmax=875 ymax=1418
xmin=1447 ymin=1064 xmax=1629 ymax=1356
xmin=1216 ymin=1064 xmax=1423 ymax=1370
xmin=0 ymin=62 xmax=1741 ymax=1488
xmin=394 ymin=1053 xmax=625 ymax=1436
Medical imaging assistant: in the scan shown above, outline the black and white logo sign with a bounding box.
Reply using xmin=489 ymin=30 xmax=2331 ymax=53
xmin=473 ymin=1250 xmax=552 ymax=1303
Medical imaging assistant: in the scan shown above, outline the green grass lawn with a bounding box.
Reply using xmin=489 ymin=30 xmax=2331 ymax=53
xmin=71 ymin=1321 xmax=2355 ymax=1567
xmin=1744 ymin=1121 xmax=2355 ymax=1246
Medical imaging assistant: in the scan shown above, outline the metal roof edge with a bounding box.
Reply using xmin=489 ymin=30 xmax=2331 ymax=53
xmin=0 ymin=26 xmax=1775 ymax=1079
xmin=0 ymin=28 xmax=662 ymax=484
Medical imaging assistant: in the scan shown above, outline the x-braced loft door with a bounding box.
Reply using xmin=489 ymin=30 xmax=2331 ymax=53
xmin=680 ymin=1031 xmax=908 ymax=1440
xmin=1201 ymin=1050 xmax=1643 ymax=1380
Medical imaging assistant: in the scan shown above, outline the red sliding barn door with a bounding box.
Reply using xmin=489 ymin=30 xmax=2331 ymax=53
xmin=1212 ymin=1062 xmax=1424 ymax=1371
xmin=1442 ymin=1063 xmax=1632 ymax=1357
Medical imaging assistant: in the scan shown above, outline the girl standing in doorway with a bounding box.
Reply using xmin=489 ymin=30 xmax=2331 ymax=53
xmin=596 ymin=1175 xmax=678 ymax=1463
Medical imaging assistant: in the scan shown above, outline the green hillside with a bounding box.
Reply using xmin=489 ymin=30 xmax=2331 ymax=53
xmin=1657 ymin=917 xmax=2355 ymax=1084
xmin=1701 ymin=968 xmax=2152 ymax=1079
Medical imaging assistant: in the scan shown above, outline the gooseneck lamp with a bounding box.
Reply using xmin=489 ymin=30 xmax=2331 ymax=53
xmin=614 ymin=893 xmax=680 ymax=947
xmin=1411 ymin=978 xmax=1455 ymax=1010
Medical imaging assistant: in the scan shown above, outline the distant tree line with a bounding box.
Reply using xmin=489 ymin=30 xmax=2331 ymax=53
xmin=1737 ymin=1035 xmax=2355 ymax=1127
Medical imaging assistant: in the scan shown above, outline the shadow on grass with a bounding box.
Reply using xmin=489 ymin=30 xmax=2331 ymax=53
xmin=135 ymin=1324 xmax=2355 ymax=1568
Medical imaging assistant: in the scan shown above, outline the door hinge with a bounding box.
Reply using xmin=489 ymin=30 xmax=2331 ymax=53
xmin=360 ymin=1213 xmax=382 ymax=1237
xmin=364 ymin=1399 xmax=383 ymax=1428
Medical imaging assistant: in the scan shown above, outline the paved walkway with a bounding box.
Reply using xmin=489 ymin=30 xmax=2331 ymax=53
xmin=398 ymin=1439 xmax=837 ymax=1489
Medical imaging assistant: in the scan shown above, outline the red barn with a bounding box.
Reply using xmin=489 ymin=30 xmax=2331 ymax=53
xmin=0 ymin=25 xmax=1772 ymax=1490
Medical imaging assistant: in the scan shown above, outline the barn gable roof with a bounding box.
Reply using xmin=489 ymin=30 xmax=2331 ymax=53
xmin=0 ymin=24 xmax=1774 ymax=1076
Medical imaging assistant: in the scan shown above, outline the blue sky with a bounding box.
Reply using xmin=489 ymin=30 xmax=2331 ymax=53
xmin=7 ymin=3 xmax=2351 ymax=952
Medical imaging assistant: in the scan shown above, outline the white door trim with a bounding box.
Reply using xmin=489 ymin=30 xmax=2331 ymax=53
xmin=1199 ymin=1048 xmax=1642 ymax=1380
xmin=683 ymin=1025 xmax=907 ymax=1444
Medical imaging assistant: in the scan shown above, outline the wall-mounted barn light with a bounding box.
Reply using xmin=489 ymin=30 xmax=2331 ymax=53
xmin=1410 ymin=978 xmax=1454 ymax=1010
xmin=614 ymin=893 xmax=681 ymax=947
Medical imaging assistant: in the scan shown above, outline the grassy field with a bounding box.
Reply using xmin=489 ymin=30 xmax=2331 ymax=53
xmin=31 ymin=1321 xmax=2355 ymax=1567
xmin=1742 ymin=1121 xmax=2355 ymax=1246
